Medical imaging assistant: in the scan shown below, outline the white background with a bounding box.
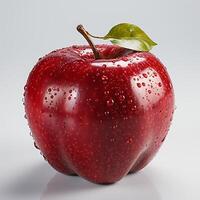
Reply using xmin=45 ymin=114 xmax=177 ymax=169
xmin=0 ymin=0 xmax=200 ymax=199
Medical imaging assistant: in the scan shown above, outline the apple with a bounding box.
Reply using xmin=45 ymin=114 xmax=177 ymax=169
xmin=24 ymin=24 xmax=174 ymax=184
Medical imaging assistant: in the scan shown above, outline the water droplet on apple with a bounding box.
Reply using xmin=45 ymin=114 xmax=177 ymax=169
xmin=161 ymin=136 xmax=166 ymax=142
xmin=131 ymin=105 xmax=137 ymax=111
xmin=101 ymin=75 xmax=108 ymax=81
xmin=104 ymin=111 xmax=110 ymax=116
xmin=126 ymin=138 xmax=133 ymax=144
xmin=137 ymin=83 xmax=142 ymax=88
xmin=112 ymin=124 xmax=118 ymax=129
xmin=104 ymin=90 xmax=110 ymax=95
xmin=122 ymin=57 xmax=128 ymax=61
xmin=123 ymin=116 xmax=128 ymax=120
xmin=128 ymin=99 xmax=133 ymax=104
xmin=110 ymin=138 xmax=115 ymax=142
xmin=107 ymin=99 xmax=114 ymax=107
xmin=142 ymin=73 xmax=148 ymax=78
xmin=148 ymin=90 xmax=152 ymax=94
xmin=119 ymin=95 xmax=125 ymax=102
xmin=43 ymin=155 xmax=47 ymax=161
xmin=34 ymin=141 xmax=39 ymax=149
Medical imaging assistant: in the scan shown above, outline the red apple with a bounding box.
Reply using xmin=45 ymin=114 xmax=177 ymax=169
xmin=24 ymin=24 xmax=174 ymax=184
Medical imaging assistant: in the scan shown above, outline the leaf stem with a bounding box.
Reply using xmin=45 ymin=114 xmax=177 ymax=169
xmin=76 ymin=25 xmax=100 ymax=59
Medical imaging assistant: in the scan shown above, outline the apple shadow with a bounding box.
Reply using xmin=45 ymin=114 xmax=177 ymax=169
xmin=2 ymin=162 xmax=54 ymax=199
xmin=40 ymin=168 xmax=161 ymax=200
xmin=2 ymin=161 xmax=161 ymax=200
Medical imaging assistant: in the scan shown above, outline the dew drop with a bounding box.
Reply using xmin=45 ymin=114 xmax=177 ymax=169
xmin=107 ymin=99 xmax=114 ymax=106
xmin=101 ymin=75 xmax=108 ymax=81
xmin=148 ymin=90 xmax=152 ymax=94
xmin=34 ymin=141 xmax=39 ymax=149
xmin=142 ymin=73 xmax=148 ymax=78
xmin=123 ymin=116 xmax=128 ymax=120
xmin=128 ymin=99 xmax=133 ymax=104
xmin=104 ymin=111 xmax=110 ymax=116
xmin=122 ymin=57 xmax=128 ymax=61
xmin=137 ymin=83 xmax=142 ymax=88
xmin=153 ymin=72 xmax=157 ymax=77
xmin=119 ymin=95 xmax=125 ymax=102
xmin=43 ymin=155 xmax=47 ymax=161
xmin=112 ymin=124 xmax=118 ymax=129
xmin=110 ymin=138 xmax=115 ymax=142
xmin=126 ymin=138 xmax=133 ymax=144
xmin=161 ymin=136 xmax=166 ymax=142
xmin=131 ymin=105 xmax=137 ymax=111
xmin=104 ymin=90 xmax=110 ymax=95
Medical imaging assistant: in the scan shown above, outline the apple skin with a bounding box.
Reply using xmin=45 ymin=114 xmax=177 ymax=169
xmin=24 ymin=45 xmax=174 ymax=184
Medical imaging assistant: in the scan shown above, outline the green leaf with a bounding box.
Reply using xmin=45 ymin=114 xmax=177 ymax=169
xmin=102 ymin=23 xmax=157 ymax=51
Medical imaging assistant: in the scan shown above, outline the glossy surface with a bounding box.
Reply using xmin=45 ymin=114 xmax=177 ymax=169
xmin=24 ymin=45 xmax=174 ymax=184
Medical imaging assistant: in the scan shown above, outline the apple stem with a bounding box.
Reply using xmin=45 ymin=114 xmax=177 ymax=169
xmin=77 ymin=25 xmax=100 ymax=59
